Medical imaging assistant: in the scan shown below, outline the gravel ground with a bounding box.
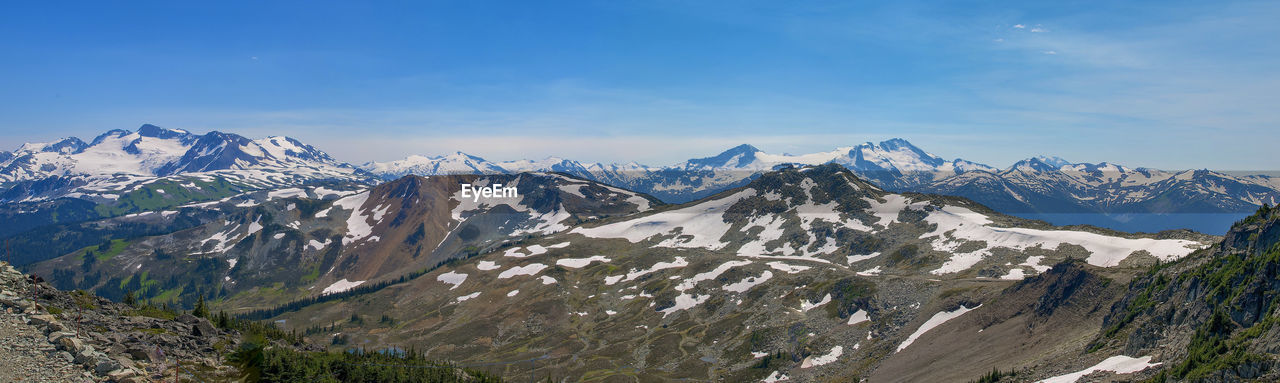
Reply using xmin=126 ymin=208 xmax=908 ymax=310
xmin=0 ymin=305 xmax=95 ymax=382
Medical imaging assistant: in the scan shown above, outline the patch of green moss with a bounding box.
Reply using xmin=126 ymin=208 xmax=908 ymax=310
xmin=94 ymin=177 xmax=241 ymax=216
xmin=128 ymin=306 xmax=178 ymax=320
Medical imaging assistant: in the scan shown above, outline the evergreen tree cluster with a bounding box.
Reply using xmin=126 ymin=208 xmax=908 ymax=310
xmin=237 ymin=255 xmax=478 ymax=321
xmin=229 ymin=340 xmax=504 ymax=383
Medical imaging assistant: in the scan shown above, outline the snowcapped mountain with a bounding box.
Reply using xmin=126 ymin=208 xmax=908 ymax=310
xmin=363 ymin=139 xmax=1278 ymax=233
xmin=361 ymin=138 xmax=993 ymax=203
xmin=359 ymin=152 xmax=506 ymax=178
xmin=0 ymin=124 xmax=356 ymax=183
xmin=653 ymin=139 xmax=997 ymax=198
xmin=10 ymin=126 xmax=1277 ymax=235
xmin=915 ymin=156 xmax=1280 ymax=233
xmin=0 ymin=124 xmax=372 ymax=202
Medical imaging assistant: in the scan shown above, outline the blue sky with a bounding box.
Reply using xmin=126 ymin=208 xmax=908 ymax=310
xmin=1 ymin=1 xmax=1277 ymax=169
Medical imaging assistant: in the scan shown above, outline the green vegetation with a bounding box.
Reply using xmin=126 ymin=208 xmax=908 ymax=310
xmin=237 ymin=254 xmax=478 ymax=320
xmin=75 ymin=239 xmax=132 ymax=261
xmin=228 ymin=338 xmax=503 ymax=383
xmin=1119 ymin=206 xmax=1280 ymax=380
xmin=971 ymin=368 xmax=1015 ymax=383
xmin=299 ymin=266 xmax=321 ymax=284
xmin=128 ymin=304 xmax=179 ymax=320
xmin=819 ymin=277 xmax=877 ymax=319
xmin=211 ymin=310 xmax=306 ymax=345
xmin=750 ymin=351 xmax=792 ymax=371
xmin=1169 ymin=312 xmax=1272 ymax=379
xmin=94 ymin=177 xmax=240 ymax=216
xmin=1103 ymin=273 xmax=1169 ymax=339
xmin=69 ymin=290 xmax=96 ymax=310
xmin=9 ymin=211 xmax=205 ymax=267
xmin=193 ymin=295 xmax=211 ymax=318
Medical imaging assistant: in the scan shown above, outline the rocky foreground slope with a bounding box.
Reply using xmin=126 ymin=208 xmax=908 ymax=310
xmin=2 ymin=260 xmax=505 ymax=382
xmin=1 ymin=260 xmax=243 ymax=382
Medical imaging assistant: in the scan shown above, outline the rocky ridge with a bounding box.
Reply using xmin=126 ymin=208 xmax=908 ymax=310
xmin=0 ymin=260 xmax=239 ymax=382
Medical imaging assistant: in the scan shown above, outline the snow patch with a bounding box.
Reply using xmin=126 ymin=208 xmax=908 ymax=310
xmin=800 ymin=345 xmax=842 ymax=368
xmin=604 ymin=257 xmax=689 ymax=285
xmin=1037 ymin=355 xmax=1161 ymax=383
xmin=767 ymin=261 xmax=810 ymax=274
xmin=322 ymin=279 xmax=366 ymax=295
xmin=659 ymin=293 xmax=709 ymax=317
xmin=846 ymin=252 xmax=880 ymax=265
xmin=676 ymin=260 xmax=751 ymax=292
xmin=762 ymin=370 xmax=789 ymax=382
xmin=799 ymin=294 xmax=832 ymax=312
xmin=724 ymin=270 xmax=773 ymax=293
xmin=572 ymin=189 xmax=756 ymax=250
xmin=896 ymin=304 xmax=981 ymax=352
xmin=556 ymin=256 xmax=610 ymax=268
xmin=498 ymin=264 xmax=549 ymax=279
xmin=847 ymin=309 xmax=869 ymax=325
xmin=455 ymin=292 xmax=481 ymax=303
xmin=436 ymin=271 xmax=468 ymax=290
xmin=1000 ymin=268 xmax=1026 ymax=280
xmin=923 ymin=205 xmax=1203 ymax=274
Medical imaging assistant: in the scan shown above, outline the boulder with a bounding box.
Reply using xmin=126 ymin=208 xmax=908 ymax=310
xmin=106 ymin=369 xmax=137 ymax=382
xmin=57 ymin=336 xmax=86 ymax=354
xmin=191 ymin=318 xmax=218 ymax=337
xmin=74 ymin=349 xmax=100 ymax=365
xmin=48 ymin=331 xmax=77 ymax=343
xmin=126 ymin=346 xmax=165 ymax=364
xmin=28 ymin=313 xmax=59 ymax=327
xmin=114 ymin=356 xmax=138 ymax=371
xmin=176 ymin=313 xmax=199 ymax=324
xmin=93 ymin=355 xmax=121 ymax=375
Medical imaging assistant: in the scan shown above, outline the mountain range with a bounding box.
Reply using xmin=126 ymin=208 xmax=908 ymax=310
xmin=1 ymin=124 xmax=361 ymax=184
xmin=22 ymin=163 xmax=1230 ymax=381
xmin=3 ymin=124 xmax=1277 ymax=238
xmin=360 ymin=139 xmax=1280 ymax=234
xmin=6 ymin=125 xmax=1280 ymax=380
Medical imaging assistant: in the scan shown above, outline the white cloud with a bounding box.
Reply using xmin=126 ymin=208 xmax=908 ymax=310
xmin=1013 ymin=24 xmax=1026 ymax=29
xmin=1030 ymin=27 xmax=1047 ymax=33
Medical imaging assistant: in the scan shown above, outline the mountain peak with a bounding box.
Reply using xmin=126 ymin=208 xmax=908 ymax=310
xmin=137 ymin=124 xmax=193 ymax=140
xmin=1033 ymin=155 xmax=1071 ymax=168
xmin=1009 ymin=157 xmax=1061 ymax=172
xmin=683 ymin=144 xmax=763 ymax=169
xmin=877 ymin=137 xmax=915 ymax=149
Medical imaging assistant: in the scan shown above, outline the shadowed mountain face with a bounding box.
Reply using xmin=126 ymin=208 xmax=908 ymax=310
xmin=1083 ymin=206 xmax=1280 ymax=381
